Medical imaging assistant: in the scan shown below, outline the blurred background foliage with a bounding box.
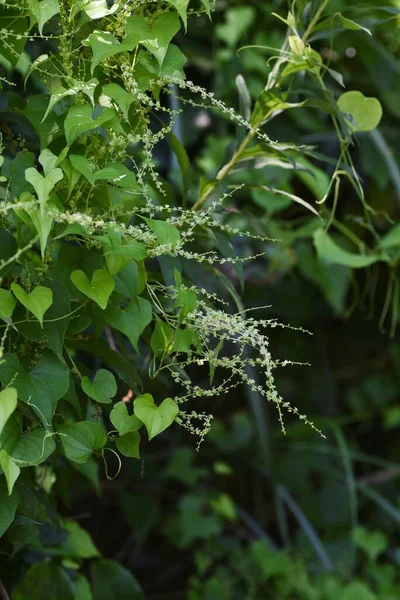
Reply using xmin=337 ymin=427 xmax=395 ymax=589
xmin=2 ymin=0 xmax=400 ymax=598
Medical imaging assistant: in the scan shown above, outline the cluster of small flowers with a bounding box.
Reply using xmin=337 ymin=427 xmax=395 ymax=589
xmin=175 ymin=411 xmax=214 ymax=450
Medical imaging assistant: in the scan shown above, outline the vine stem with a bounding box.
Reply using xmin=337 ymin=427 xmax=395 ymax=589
xmin=302 ymin=0 xmax=332 ymax=44
xmin=191 ymin=130 xmax=255 ymax=211
xmin=192 ymin=1 xmax=332 ymax=212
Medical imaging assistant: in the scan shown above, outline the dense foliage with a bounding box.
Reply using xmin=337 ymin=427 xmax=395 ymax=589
xmin=0 ymin=0 xmax=399 ymax=597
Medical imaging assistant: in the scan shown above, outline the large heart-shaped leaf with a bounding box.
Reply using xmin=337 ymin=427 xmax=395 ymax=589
xmin=116 ymin=432 xmax=140 ymax=458
xmin=100 ymin=297 xmax=152 ymax=351
xmin=11 ymin=283 xmax=53 ymax=327
xmin=81 ymin=369 xmax=117 ymax=404
xmin=110 ymin=401 xmax=142 ymax=435
xmin=16 ymin=280 xmax=71 ymax=358
xmin=0 ymin=417 xmax=56 ymax=466
xmin=24 ymin=165 xmax=63 ymax=207
xmin=64 ymin=104 xmax=115 ymax=144
xmin=71 ymin=269 xmax=115 ymax=309
xmin=0 ymin=352 xmax=69 ymax=426
xmin=134 ymin=393 xmax=178 ymax=440
xmin=0 ymin=387 xmax=18 ymax=436
xmin=337 ymin=91 xmax=383 ymax=132
xmin=58 ymin=421 xmax=107 ymax=464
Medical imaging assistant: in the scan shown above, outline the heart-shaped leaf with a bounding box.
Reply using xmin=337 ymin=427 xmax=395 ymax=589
xmin=0 ymin=449 xmax=20 ymax=495
xmin=0 ymin=352 xmax=69 ymax=426
xmin=99 ymin=297 xmax=152 ymax=351
xmin=24 ymin=165 xmax=63 ymax=207
xmin=337 ymin=91 xmax=383 ymax=132
xmin=11 ymin=283 xmax=53 ymax=327
xmin=116 ymin=432 xmax=140 ymax=458
xmin=353 ymin=526 xmax=388 ymax=562
xmin=64 ymin=104 xmax=115 ymax=144
xmin=134 ymin=393 xmax=178 ymax=440
xmin=1 ymin=418 xmax=56 ymax=466
xmin=81 ymin=369 xmax=117 ymax=404
xmin=110 ymin=401 xmax=142 ymax=435
xmin=71 ymin=269 xmax=115 ymax=309
xmin=0 ymin=290 xmax=16 ymax=319
xmin=0 ymin=388 xmax=18 ymax=436
xmin=58 ymin=421 xmax=107 ymax=464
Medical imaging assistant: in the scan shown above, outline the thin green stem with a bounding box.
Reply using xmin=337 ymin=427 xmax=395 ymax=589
xmin=302 ymin=0 xmax=332 ymax=44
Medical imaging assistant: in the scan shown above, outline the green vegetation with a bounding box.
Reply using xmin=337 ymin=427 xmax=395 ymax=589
xmin=0 ymin=0 xmax=399 ymax=597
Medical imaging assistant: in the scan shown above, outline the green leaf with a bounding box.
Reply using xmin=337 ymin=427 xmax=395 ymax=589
xmin=236 ymin=74 xmax=251 ymax=122
xmin=91 ymin=560 xmax=144 ymax=600
xmin=0 ymin=352 xmax=69 ymax=426
xmin=341 ymin=581 xmax=378 ymax=600
xmin=379 ymin=223 xmax=400 ymax=250
xmin=0 ymin=420 xmax=56 ymax=466
xmin=353 ymin=526 xmax=388 ymax=562
xmin=167 ymin=132 xmax=190 ymax=194
xmin=145 ymin=44 xmax=187 ymax=79
xmin=295 ymin=157 xmax=331 ymax=201
xmin=178 ymin=494 xmax=222 ymax=547
xmin=337 ymin=91 xmax=383 ymax=133
xmin=16 ymin=280 xmax=71 ymax=358
xmin=27 ymin=0 xmax=60 ymax=35
xmin=58 ymin=421 xmax=107 ymax=464
xmin=251 ymin=90 xmax=306 ymax=128
xmin=314 ymin=229 xmax=381 ymax=268
xmin=0 ymin=480 xmax=19 ymax=538
xmin=313 ymin=14 xmax=372 ymax=37
xmin=0 ymin=449 xmax=20 ymax=494
xmin=81 ymin=369 xmax=117 ymax=404
xmin=0 ymin=388 xmax=18 ymax=436
xmin=49 ymin=521 xmax=100 ymax=559
xmin=210 ymin=493 xmax=237 ymax=521
xmin=71 ymin=269 xmax=115 ymax=309
xmin=116 ymin=432 xmax=140 ymax=458
xmin=165 ymin=0 xmax=189 ymax=30
xmin=80 ymin=0 xmax=119 ymax=19
xmin=42 ymin=79 xmax=99 ymax=121
xmin=151 ymin=316 xmax=175 ymax=358
xmin=24 ymin=165 xmax=63 ymax=207
xmin=64 ymin=104 xmax=115 ymax=145
xmin=145 ymin=218 xmax=181 ymax=247
xmin=110 ymin=401 xmax=142 ymax=435
xmin=103 ymin=237 xmax=147 ymax=276
xmin=25 ymin=95 xmax=63 ymax=150
xmin=28 ymin=205 xmax=54 ymax=259
xmin=200 ymin=0 xmax=211 ymax=17
xmin=256 ymin=187 xmax=320 ymax=217
xmin=216 ymin=6 xmax=255 ymax=48
xmin=12 ymin=562 xmax=75 ymax=600
xmin=134 ymin=393 xmax=179 ymax=441
xmin=135 ymin=12 xmax=180 ymax=67
xmin=83 ymin=21 xmax=149 ymax=74
xmin=102 ymin=83 xmax=135 ymax=119
xmin=101 ymin=297 xmax=152 ymax=352
xmin=11 ymin=283 xmax=53 ymax=328
xmin=69 ymin=155 xmax=140 ymax=189
xmin=0 ymin=289 xmax=16 ymax=319
xmin=73 ymin=575 xmax=92 ymax=600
